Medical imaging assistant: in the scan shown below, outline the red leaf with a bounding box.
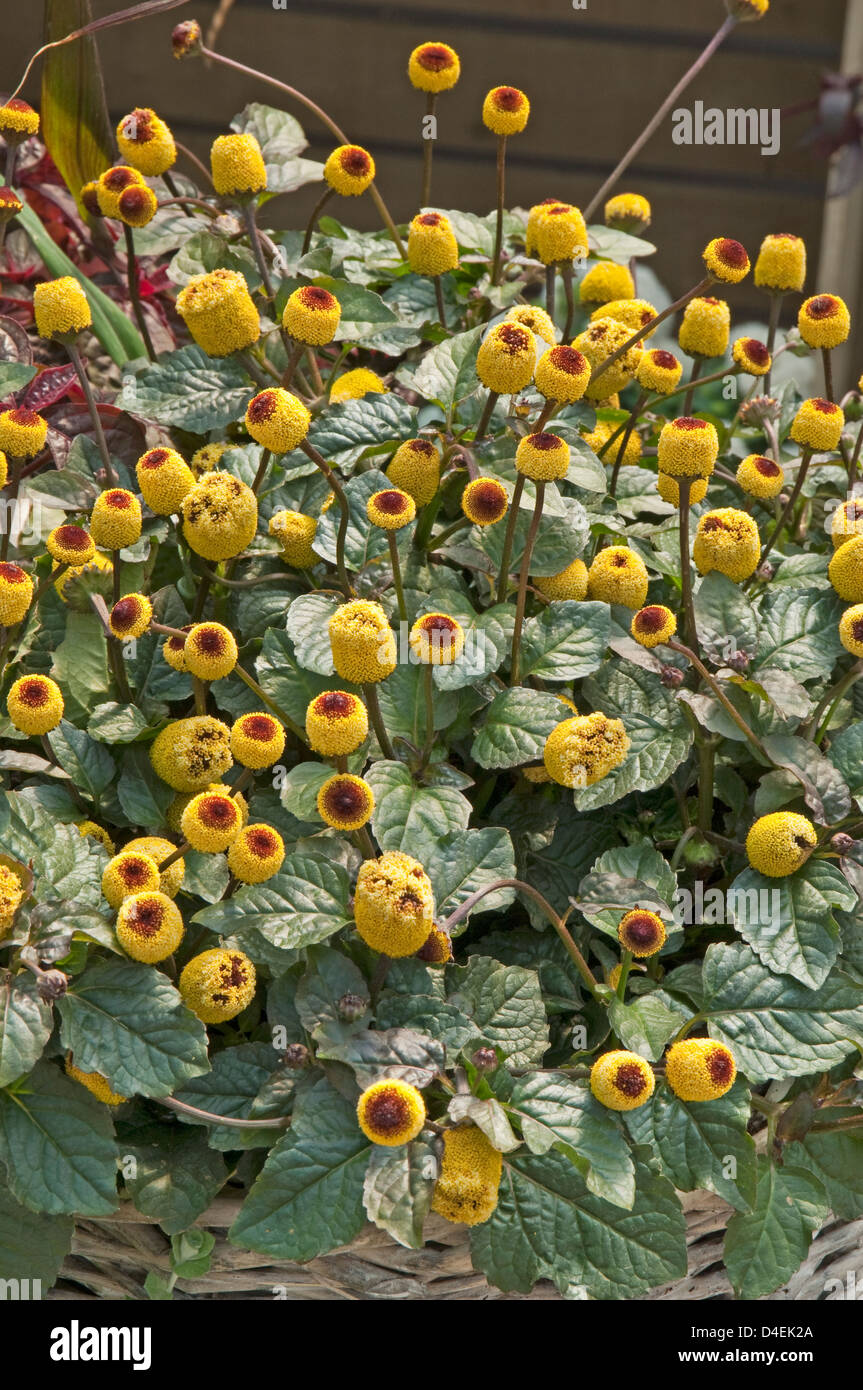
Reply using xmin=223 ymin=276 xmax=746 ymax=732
xmin=20 ymin=363 xmax=79 ymax=411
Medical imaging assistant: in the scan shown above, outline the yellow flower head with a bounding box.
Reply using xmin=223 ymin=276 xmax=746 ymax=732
xmin=587 ymin=545 xmax=649 ymax=609
xmin=65 ymin=1060 xmax=126 ymax=1107
xmin=579 ymin=260 xmax=635 ymax=306
xmin=618 ymin=907 xmax=666 ymax=957
xmin=161 ymin=625 xmax=191 ymax=672
xmin=136 ymin=446 xmax=195 ymax=515
xmin=409 ymin=611 xmax=465 ymax=665
xmin=657 ymin=473 xmax=709 ymax=508
xmin=482 ymin=85 xmax=530 ymax=136
xmin=0 ymin=451 xmax=7 ymax=489
xmin=90 ymin=488 xmax=142 ymax=549
xmin=515 ymin=430 xmax=570 ymax=481
xmin=574 ymin=316 xmax=642 ymax=400
xmin=665 ymin=1038 xmax=737 ymax=1101
xmin=102 ymin=851 xmax=161 ymax=910
xmin=592 ymin=298 xmax=657 ymax=340
xmin=604 ymin=192 xmax=651 ymax=234
xmin=590 ymin=1050 xmax=655 ymax=1111
xmin=417 ymin=926 xmax=453 ymax=964
xmin=506 ymin=303 xmax=556 ymax=346
xmin=171 ymin=19 xmax=202 ymax=58
xmin=754 ymin=232 xmax=806 ymax=293
xmin=0 ymin=561 xmax=33 ymax=626
xmin=329 ymin=599 xmax=397 ymax=684
xmin=0 ymin=187 xmax=23 ymax=227
xmin=737 ymin=454 xmax=784 ymax=500
xmin=636 ymin=348 xmax=683 ymax=395
xmin=0 ymin=407 xmax=47 ymax=458
xmin=535 ymin=344 xmax=590 ymax=404
xmin=746 ymin=811 xmax=816 ymax=877
xmin=525 ymin=197 xmax=563 ymax=256
xmin=330 ymin=367 xmax=386 ymax=402
xmin=80 ymin=181 xmax=101 ymax=218
xmin=408 ymin=211 xmax=459 ymax=277
xmin=544 ymin=711 xmax=630 ymax=788
xmin=210 ymin=132 xmax=267 ymax=196
xmin=283 ymin=285 xmax=341 ymax=346
xmin=324 ymin=144 xmax=375 ymax=196
xmin=95 ymin=164 xmax=145 ymax=219
xmin=357 ymin=1079 xmax=426 ymax=1146
xmin=534 ymin=202 xmax=588 ymax=266
xmin=831 ymin=499 xmax=863 ymax=549
xmin=0 ymin=98 xmax=39 ymax=140
xmin=179 ymin=948 xmax=256 ymax=1023
xmin=227 ymin=823 xmax=285 ymax=883
xmin=462 ymin=476 xmax=509 ymax=526
xmin=116 ymin=891 xmax=184 ymax=963
xmin=631 ymin=604 xmax=676 ymax=649
xmin=584 ymin=420 xmax=641 ymax=468
xmin=124 ymin=836 xmax=184 ymax=897
xmin=0 ymin=863 xmax=24 ymax=937
xmin=657 ymin=416 xmax=719 ymax=478
xmin=476 ymin=321 xmax=536 ymax=395
xmin=47 ymin=524 xmax=95 ymax=568
xmin=829 ymin=536 xmax=863 ymax=600
xmin=534 ymin=557 xmax=588 ymax=601
xmin=431 ymin=1126 xmax=503 ymax=1226
xmin=317 ymin=773 xmax=375 ymax=831
xmin=798 ymin=293 xmax=850 ymax=350
xmin=53 ymin=547 xmax=112 ymax=606
xmin=789 ymin=397 xmax=844 ymax=453
xmin=108 ymin=592 xmax=152 ymax=640
xmin=33 ymin=276 xmax=92 ymax=339
xmin=190 ymin=441 xmax=231 ymax=478
xmin=386 ymin=438 xmax=441 ymax=504
xmin=839 ymin=604 xmax=863 ymax=658
xmin=181 ymin=470 xmax=258 ymax=561
xmin=150 ymin=715 xmax=233 ymax=792
xmin=245 ymin=387 xmax=310 ymax=454
xmin=726 ymin=0 xmax=769 ymax=20
xmin=703 ymin=236 xmax=750 ymax=284
xmin=7 ymin=674 xmax=64 ymax=735
xmin=678 ymin=296 xmax=730 ymax=359
xmin=367 ymin=487 xmax=416 ymax=530
xmin=408 ymin=42 xmax=460 ymax=92
xmin=228 ymin=712 xmax=285 ymax=770
xmin=78 ymin=821 xmax=115 ymax=854
xmin=732 ymin=336 xmax=772 ymax=377
xmin=180 ymin=790 xmax=243 ymax=852
xmin=269 ymin=509 xmax=318 ymax=567
xmin=354 ymin=850 xmax=435 ymax=956
xmin=175 ymin=268 xmax=260 ymax=358
xmin=306 ymin=690 xmax=369 ymax=755
xmin=184 ymin=621 xmax=238 ymax=680
xmin=116 ymin=184 xmax=158 ymax=228
xmin=167 ymin=783 xmax=248 ymax=837
xmin=116 ymin=107 xmax=176 ymax=176
xmin=693 ymin=508 xmax=760 ymax=583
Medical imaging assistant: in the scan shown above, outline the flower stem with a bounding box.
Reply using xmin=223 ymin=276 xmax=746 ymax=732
xmin=299 ymin=440 xmax=352 ymax=596
xmin=363 ymin=682 xmax=395 ymax=760
xmin=251 ymin=447 xmax=272 ymax=496
xmin=474 ymin=389 xmax=499 ymax=442
xmin=682 ymin=357 xmax=703 ymax=415
xmin=806 ymin=659 xmax=863 ymax=743
xmin=668 ymin=638 xmax=775 ymax=763
xmin=764 ymin=292 xmax=783 ymax=395
xmin=0 ymin=456 xmax=23 ymax=561
xmin=510 ymin=479 xmax=545 ymax=685
xmin=561 ymin=262 xmax=575 ymax=340
xmin=756 ymin=447 xmax=812 ymax=572
xmin=491 ymin=134 xmax=507 ymax=286
xmin=545 ymin=264 xmax=556 ymax=321
xmin=676 ymin=476 xmax=698 ymax=656
xmin=421 ymin=92 xmax=436 ymax=206
xmin=122 ymin=224 xmax=156 ymax=361
xmin=66 ymin=343 xmax=116 ymax=487
xmin=302 ymin=185 xmax=334 ymax=254
xmin=434 ymin=275 xmax=448 ymax=330
xmin=418 ymin=662 xmax=435 ymax=774
xmin=387 ymin=532 xmax=407 ymax=624
xmin=496 ymin=472 xmax=525 ymax=602
xmin=426 ymin=515 xmax=470 ymax=551
xmin=588 ymin=275 xmax=713 ymax=388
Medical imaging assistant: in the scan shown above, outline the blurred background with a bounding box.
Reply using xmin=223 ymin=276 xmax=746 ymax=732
xmin=7 ymin=0 xmax=863 ymax=383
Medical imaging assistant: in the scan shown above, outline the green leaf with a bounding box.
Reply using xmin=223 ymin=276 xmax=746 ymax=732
xmin=120 ymin=1123 xmax=228 ymax=1236
xmin=753 ymin=586 xmax=844 ymax=681
xmin=297 ymin=395 xmax=417 ymax=468
xmin=169 ymin=230 xmax=261 ymax=291
xmin=51 ymin=611 xmax=110 ymax=720
xmin=477 ymin=491 xmax=589 ymax=578
xmin=319 ymin=1027 xmax=445 ymax=1087
xmin=626 ymin=1081 xmax=756 ymax=1212
xmin=116 ymin=744 xmax=175 ymax=828
xmin=115 ymin=346 xmax=255 ymax=433
xmin=518 ymin=601 xmax=610 ymax=681
xmin=59 ymin=960 xmax=210 ymax=1099
xmin=295 ymin=946 xmax=369 ymax=1042
xmin=365 ymin=760 xmax=471 ymax=864
xmin=793 ymin=1128 xmax=863 ymax=1220
xmin=588 ymin=225 xmax=656 ymax=260
xmin=257 ymin=627 xmax=350 ymax=728
xmin=87 ymin=701 xmax=152 ymax=744
xmin=0 ymin=363 xmax=37 ymax=395
xmin=0 ymin=1187 xmax=73 ymax=1289
xmin=0 ymin=1062 xmax=117 ymax=1216
xmin=280 ymin=761 xmax=331 ymax=822
xmin=285 ymin=592 xmax=342 ymax=674
xmin=230 ymin=101 xmax=322 ymax=194
xmin=192 ymin=850 xmax=352 ymax=950
xmin=723 ymin=1158 xmax=828 ymax=1298
xmin=448 ymin=956 xmax=548 ymax=1067
xmin=46 ymin=720 xmax=115 ymax=800
xmin=424 ymin=828 xmax=516 ymax=923
xmin=0 ymin=973 xmax=53 ymax=1088
xmin=702 ymin=941 xmax=863 ymax=1080
xmin=363 ymin=1135 xmax=437 ymax=1249
xmin=313 ymin=468 xmax=400 ymax=568
xmin=41 ymin=0 xmax=114 ymax=216
xmin=448 ymin=1094 xmax=520 ymax=1151
xmin=608 ymin=993 xmax=687 ymax=1060
xmin=694 ymin=571 xmax=759 ymax=663
xmin=508 ymin=1071 xmax=635 ymax=1208
xmin=471 ymin=688 xmax=564 ymax=769
xmin=173 ymin=1042 xmax=288 ymax=1150
xmin=574 ymin=662 xmax=693 ymax=810
xmin=431 ymin=604 xmax=514 ymax=690
xmin=827 ymin=720 xmax=863 ymax=810
xmin=759 ymin=733 xmax=852 ymax=823
xmin=0 ymin=793 xmax=104 ymax=908
xmin=374 ymin=661 xmax=460 ymax=745
xmin=409 ymin=325 xmax=485 ymax=414
xmin=727 ymin=861 xmax=853 ymax=989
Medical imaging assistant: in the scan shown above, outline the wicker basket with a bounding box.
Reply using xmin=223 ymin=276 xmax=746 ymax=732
xmin=49 ymin=1192 xmax=863 ymax=1301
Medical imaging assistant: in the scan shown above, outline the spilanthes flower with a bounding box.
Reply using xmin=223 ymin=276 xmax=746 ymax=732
xmin=228 ymin=712 xmax=285 ymax=771
xmin=227 ymin=824 xmax=285 ymax=883
xmin=80 ymin=182 xmax=101 ymax=218
xmin=590 ymin=1050 xmax=655 ymax=1111
xmin=7 ymin=674 xmax=64 ymax=735
xmin=116 ymin=107 xmax=176 ymax=176
xmin=657 ymin=472 xmax=708 ymax=508
xmin=354 ymin=850 xmax=435 ymax=956
xmin=282 ymin=285 xmax=341 ymax=346
xmin=101 ymin=852 xmax=161 ymax=910
xmin=754 ymin=232 xmax=806 ymax=293
xmin=587 ymin=545 xmax=649 ymax=609
xmin=181 ymin=470 xmax=258 ymax=561
xmin=408 ymin=211 xmax=459 ymax=277
xmin=78 ymin=821 xmax=115 ymax=855
xmin=0 ymin=98 xmax=39 ymax=140
xmin=0 ymin=451 xmax=8 ymax=489
xmin=703 ymin=237 xmax=750 ymax=283
xmin=53 ymin=548 xmax=113 ymax=606
xmin=524 ymin=197 xmax=563 ymax=256
xmin=431 ymin=1126 xmax=503 ymax=1226
xmin=693 ymin=508 xmax=760 ymax=583
xmin=746 ymin=811 xmax=817 ymax=878
xmin=678 ymin=296 xmax=730 ymax=359
xmin=65 ymin=1060 xmax=126 ymax=1107
xmin=33 ymin=276 xmax=92 ymax=339
xmin=324 ymin=144 xmax=375 ymax=196
xmin=506 ymin=303 xmax=556 ymax=346
xmin=482 ymin=85 xmax=530 ymax=136
xmin=409 ymin=611 xmax=465 ymax=665
xmin=631 ymin=604 xmax=676 ymax=649
xmin=175 ymin=268 xmax=260 ymax=357
xmin=168 ymin=783 xmax=248 ymax=837
xmin=789 ymin=397 xmax=844 ymax=453
xmin=543 ymin=711 xmax=630 ymax=788
xmin=732 ymin=336 xmax=771 ymax=376
xmin=190 ymin=441 xmax=231 ymax=478
xmin=831 ymin=499 xmax=863 ymax=549
xmin=210 ymin=132 xmax=267 ymax=196
xmin=726 ymin=0 xmax=769 ymax=20
xmin=171 ymin=19 xmax=202 ymax=59
xmin=737 ymin=454 xmax=784 ymax=500
xmin=573 ymin=316 xmax=642 ymax=400
xmin=269 ymin=509 xmax=318 ymax=567
xmin=664 ymin=1038 xmax=737 ymax=1101
xmin=636 ymin=347 xmax=683 ymax=395
xmin=109 ymin=592 xmax=152 ymax=640
xmin=317 ymin=773 xmax=375 ymax=830
xmin=839 ymin=604 xmax=863 ymax=657
xmin=828 ymin=536 xmax=863 ymax=600
xmin=657 ymin=417 xmax=719 ymax=478
xmin=0 ymin=187 xmax=23 ymax=223
xmin=184 ymin=621 xmax=238 ymax=680
xmin=124 ymin=836 xmax=184 ymax=897
xmin=592 ymin=297 xmax=657 ymax=339
xmin=0 ymin=407 xmax=47 ymax=458
xmin=535 ymin=345 xmax=590 ymax=404
xmin=515 ymin=431 xmax=570 ymax=481
xmin=408 ymin=42 xmax=460 ymax=92
xmin=116 ymin=891 xmax=184 ymax=963
xmin=150 ymin=715 xmax=233 ymax=792
xmin=357 ymin=1079 xmax=426 ymax=1146
xmin=180 ymin=790 xmax=243 ymax=852
xmin=476 ymin=321 xmax=536 ymax=395
xmin=579 ymin=260 xmax=635 ymax=305
xmin=0 ymin=561 xmax=34 ymax=626
xmin=305 ymin=691 xmax=368 ymax=756
xmin=798 ymin=293 xmax=850 ymax=350
xmin=245 ymin=388 xmax=310 ymax=454
xmin=136 ymin=447 xmax=195 ymax=515
xmin=534 ymin=557 xmax=588 ymax=601
xmin=417 ymin=927 xmax=453 ymax=964
xmin=604 ymin=192 xmax=651 ymax=234
xmin=534 ymin=202 xmax=588 ymax=265
xmin=0 ymin=863 xmax=24 ymax=938
xmin=330 ymin=367 xmax=387 ymax=402
xmin=386 ymin=438 xmax=441 ymax=504
xmin=161 ymin=625 xmax=191 ymax=672
xmin=179 ymin=948 xmax=256 ymax=1022
xmin=90 ymin=488 xmax=142 ymax=550
xmin=584 ymin=420 xmax=641 ymax=467
xmin=328 ymin=599 xmax=397 ymax=684
xmin=618 ymin=907 xmax=666 ymax=957
xmin=47 ymin=524 xmax=95 ymax=568
xmin=116 ymin=184 xmax=159 ymax=227
xmin=462 ymin=476 xmax=509 ymax=526
xmin=95 ymin=164 xmax=145 ymax=219
xmin=367 ymin=487 xmax=416 ymax=529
